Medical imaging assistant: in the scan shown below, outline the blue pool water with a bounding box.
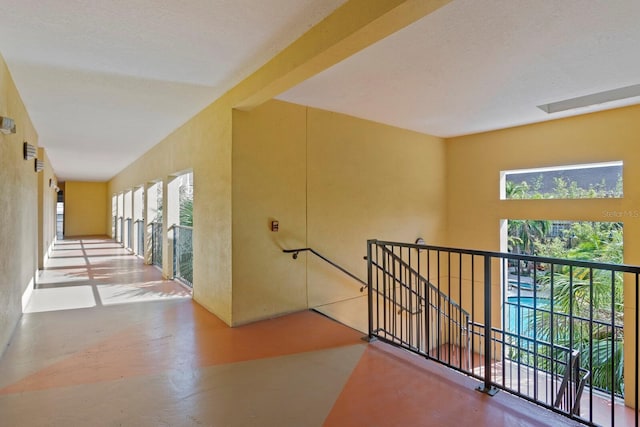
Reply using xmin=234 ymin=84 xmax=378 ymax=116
xmin=506 ymin=296 xmax=550 ymax=338
xmin=508 ymin=279 xmax=539 ymax=291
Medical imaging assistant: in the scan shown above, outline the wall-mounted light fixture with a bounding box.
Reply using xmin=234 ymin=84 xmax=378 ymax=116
xmin=0 ymin=116 xmax=16 ymax=134
xmin=23 ymin=142 xmax=36 ymax=160
xmin=34 ymin=159 xmax=44 ymax=172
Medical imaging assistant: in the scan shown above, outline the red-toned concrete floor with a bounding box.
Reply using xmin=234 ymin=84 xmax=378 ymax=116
xmin=0 ymin=238 xmax=583 ymax=426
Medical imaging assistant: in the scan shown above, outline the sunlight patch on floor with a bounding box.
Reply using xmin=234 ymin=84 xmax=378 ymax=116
xmin=24 ymin=286 xmax=96 ymax=313
xmin=97 ymin=282 xmax=191 ymax=306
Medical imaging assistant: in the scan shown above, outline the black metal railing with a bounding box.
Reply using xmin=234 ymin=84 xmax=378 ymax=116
xmin=150 ymin=222 xmax=162 ymax=268
xmin=125 ymin=218 xmax=132 ymax=250
xmin=172 ymin=225 xmax=193 ymax=287
xmin=283 ymin=247 xmax=367 ymax=291
xmin=368 ymin=245 xmax=471 ymax=367
xmin=367 ymin=239 xmax=639 ymax=427
xmin=134 ymin=219 xmax=144 ymax=257
xmin=467 ymin=321 xmax=590 ymax=414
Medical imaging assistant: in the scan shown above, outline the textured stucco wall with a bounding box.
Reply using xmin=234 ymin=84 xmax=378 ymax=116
xmin=0 ymin=53 xmax=40 ymax=355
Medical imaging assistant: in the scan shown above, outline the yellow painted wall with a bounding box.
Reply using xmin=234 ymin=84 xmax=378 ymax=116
xmin=231 ymin=101 xmax=308 ymax=324
xmin=0 ymin=53 xmax=39 ymax=354
xmin=108 ymin=99 xmax=233 ymax=323
xmin=446 ymin=105 xmax=640 ymax=258
xmin=445 ymin=104 xmax=640 ymax=406
xmin=306 ymin=107 xmax=447 ymax=307
xmin=106 ymin=0 xmax=447 ymax=326
xmin=230 ymin=100 xmax=447 ymax=324
xmin=65 ymin=181 xmax=108 ymax=236
xmin=37 ymin=148 xmax=58 ymax=268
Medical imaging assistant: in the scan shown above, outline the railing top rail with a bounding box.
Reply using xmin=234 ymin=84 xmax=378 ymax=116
xmin=369 ymin=239 xmax=640 ymax=274
xmin=169 ymin=224 xmax=193 ymax=231
xmin=504 ymin=298 xmax=623 ymax=329
xmin=468 ymin=320 xmax=576 ymax=354
xmin=283 ymin=247 xmax=367 ymax=290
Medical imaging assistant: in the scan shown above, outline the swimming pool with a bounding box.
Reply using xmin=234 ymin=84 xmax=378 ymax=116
xmin=506 ymin=296 xmax=550 ymax=338
xmin=507 ymin=279 xmax=540 ymax=291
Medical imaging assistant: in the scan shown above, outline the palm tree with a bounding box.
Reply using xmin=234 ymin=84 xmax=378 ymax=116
xmin=505 ymin=180 xmax=530 ymax=199
xmin=531 ymin=222 xmax=624 ymax=395
xmin=180 ymin=197 xmax=193 ymax=226
xmin=508 ymin=219 xmax=551 ymax=255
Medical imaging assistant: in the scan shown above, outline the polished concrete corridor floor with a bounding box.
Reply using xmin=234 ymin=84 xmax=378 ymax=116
xmin=0 ymin=238 xmax=582 ymax=426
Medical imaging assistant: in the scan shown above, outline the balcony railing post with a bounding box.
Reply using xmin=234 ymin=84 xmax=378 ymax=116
xmin=172 ymin=225 xmax=177 ymax=279
xmin=477 ymin=254 xmax=498 ymax=396
xmin=367 ymin=239 xmax=374 ymax=341
xmin=635 ymin=273 xmax=639 ymax=427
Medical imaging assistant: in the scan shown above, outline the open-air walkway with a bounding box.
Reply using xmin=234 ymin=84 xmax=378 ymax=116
xmin=0 ymin=237 xmax=581 ymax=426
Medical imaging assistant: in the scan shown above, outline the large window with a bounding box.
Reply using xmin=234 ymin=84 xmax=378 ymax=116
xmin=501 ymin=161 xmax=622 ymax=200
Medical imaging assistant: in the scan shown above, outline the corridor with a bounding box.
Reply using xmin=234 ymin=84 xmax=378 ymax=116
xmin=0 ymin=238 xmax=579 ymax=426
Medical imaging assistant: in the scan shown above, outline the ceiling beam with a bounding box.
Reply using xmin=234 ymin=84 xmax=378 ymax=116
xmin=231 ymin=0 xmax=452 ymax=111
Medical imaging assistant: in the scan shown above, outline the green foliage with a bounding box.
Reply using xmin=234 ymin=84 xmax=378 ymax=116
xmin=509 ymin=220 xmax=625 ymax=396
xmin=176 ymin=229 xmax=193 ymax=285
xmin=505 ymin=169 xmax=625 ymax=396
xmin=508 ymin=219 xmax=551 ymax=255
xmin=505 ymin=175 xmax=622 ymax=200
xmin=180 ymin=197 xmax=193 ymax=226
xmin=505 ymin=180 xmax=530 ymax=199
xmin=175 ymin=184 xmax=193 ymax=285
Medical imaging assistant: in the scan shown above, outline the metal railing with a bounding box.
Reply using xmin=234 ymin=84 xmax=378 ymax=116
xmin=369 ymin=245 xmax=471 ymax=368
xmin=134 ymin=220 xmax=144 ymax=257
xmin=172 ymin=225 xmax=193 ymax=287
xmin=150 ymin=222 xmax=162 ymax=268
xmin=283 ymin=247 xmax=367 ymax=291
xmin=367 ymin=239 xmax=639 ymax=427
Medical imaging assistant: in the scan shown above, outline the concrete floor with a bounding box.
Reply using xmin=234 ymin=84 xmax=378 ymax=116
xmin=0 ymin=238 xmax=583 ymax=426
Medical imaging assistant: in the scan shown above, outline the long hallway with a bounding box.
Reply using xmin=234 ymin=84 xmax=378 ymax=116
xmin=0 ymin=238 xmax=580 ymax=426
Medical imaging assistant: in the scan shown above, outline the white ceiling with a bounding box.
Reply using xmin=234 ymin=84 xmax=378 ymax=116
xmin=3 ymin=1 xmax=640 ymax=182
xmin=278 ymin=0 xmax=640 ymax=138
xmin=0 ymin=0 xmax=346 ymax=181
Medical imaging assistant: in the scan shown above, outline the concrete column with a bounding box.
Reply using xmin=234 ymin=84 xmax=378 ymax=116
xmin=163 ymin=176 xmax=180 ymax=279
xmin=116 ymin=193 xmax=124 ymax=244
xmin=123 ymin=189 xmax=133 ymax=250
xmin=111 ymin=194 xmax=117 ymax=239
xmin=133 ymin=186 xmax=144 ymax=256
xmin=145 ymin=181 xmax=161 ymax=265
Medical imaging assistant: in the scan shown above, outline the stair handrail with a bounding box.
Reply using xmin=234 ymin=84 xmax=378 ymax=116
xmin=283 ymin=247 xmax=367 ymax=291
xmin=368 ymin=257 xmax=469 ymax=326
xmin=376 ymin=245 xmax=471 ymax=320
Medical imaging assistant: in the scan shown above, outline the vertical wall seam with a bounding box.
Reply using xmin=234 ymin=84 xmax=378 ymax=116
xmin=305 ymin=106 xmax=309 ymax=308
